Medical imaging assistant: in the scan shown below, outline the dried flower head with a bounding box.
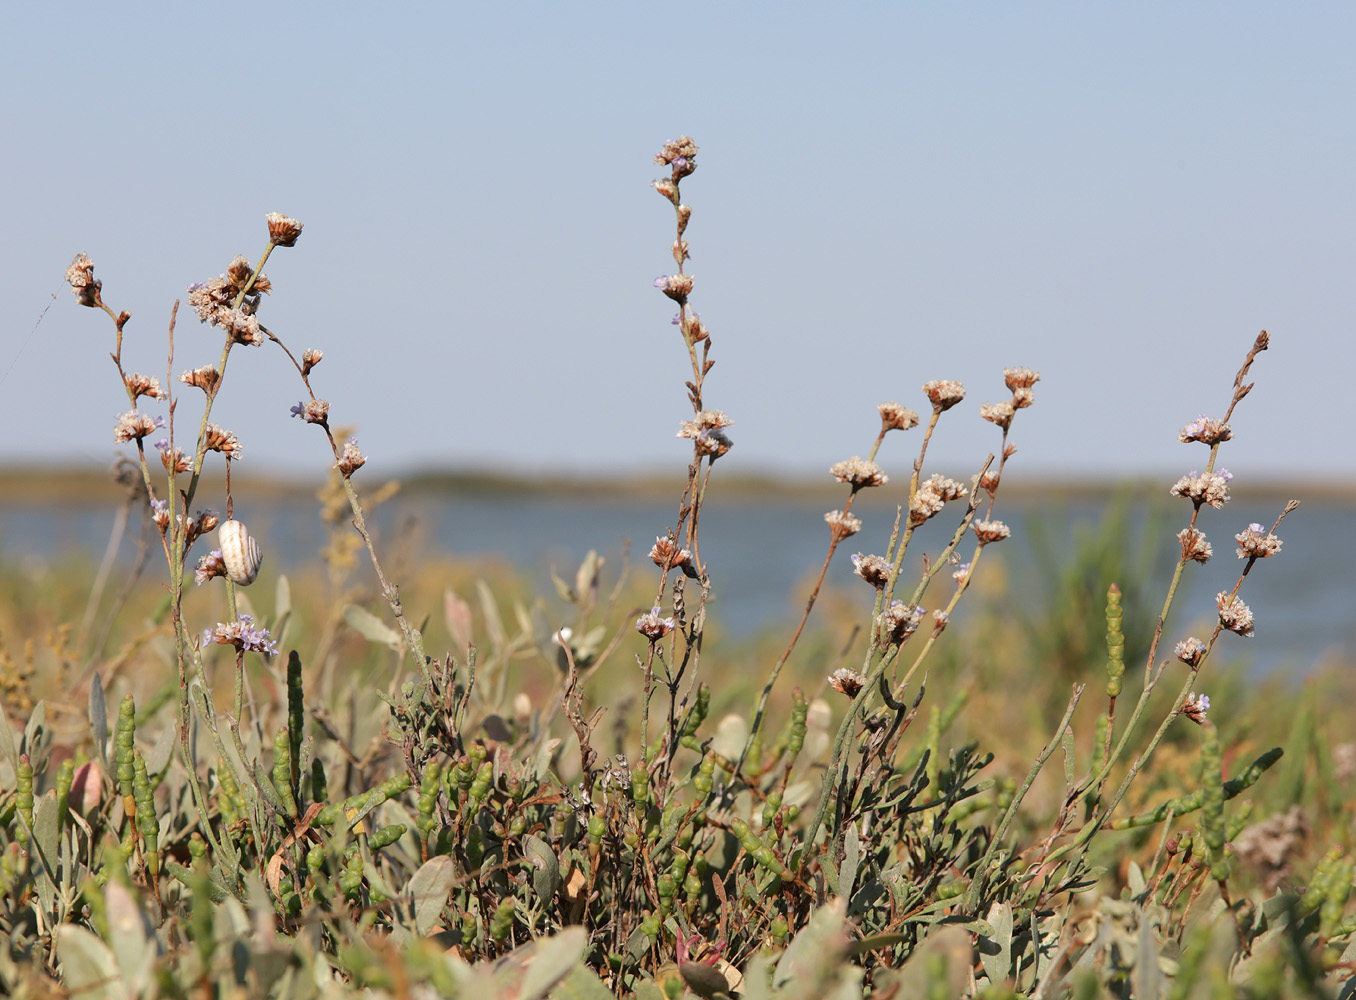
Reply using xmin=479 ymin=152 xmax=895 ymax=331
xmin=65 ymin=253 xmax=102 ymax=307
xmin=979 ymin=401 xmax=1015 ymax=430
xmin=979 ymin=470 xmax=1001 ymax=493
xmin=150 ymin=498 xmax=170 ymax=533
xmin=179 ymin=365 xmax=221 ymax=394
xmin=187 ymin=256 xmax=269 ymax=328
xmin=1178 ymin=527 xmax=1213 ymax=563
xmin=124 ymin=373 xmax=166 ymax=401
xmin=301 ymin=349 xmax=323 ymax=375
xmin=879 ymin=601 xmax=925 ymax=644
xmin=337 ymin=437 xmax=366 ymax=477
xmin=1180 ymin=691 xmax=1211 ymax=725
xmin=220 ymin=307 xmax=263 ymax=347
xmin=648 ymin=535 xmax=694 ymax=573
xmin=1170 ymin=469 xmax=1232 ymax=509
xmin=1004 ymin=367 xmax=1041 ymax=391
xmin=1179 ymin=415 xmax=1233 ymax=446
xmin=676 ymin=204 xmax=692 ymax=235
xmin=652 ymin=178 xmax=678 ymax=203
xmin=1235 ymin=523 xmax=1282 ymax=559
xmin=909 ymin=473 xmax=967 ymax=526
xmin=203 ymin=614 xmax=278 ymax=656
xmin=154 ymin=439 xmax=191 ymax=474
xmin=194 ymin=549 xmax=227 ymax=585
xmin=932 ymin=609 xmax=950 ymax=634
xmin=952 ymin=561 xmax=971 ymax=584
xmin=114 ymin=410 xmax=165 ymax=443
xmin=922 ymin=379 xmax=966 ymax=411
xmin=1216 ymin=591 xmax=1255 ymax=637
xmin=265 ymin=212 xmax=304 ymax=247
xmin=972 ymin=519 xmax=1011 ymax=544
xmin=290 ymin=399 xmax=330 ymax=425
xmin=1011 ymin=387 xmax=1036 ymax=409
xmin=1175 ymin=636 xmax=1207 ymax=667
xmin=635 ymin=606 xmax=676 ymax=641
xmin=827 ymin=668 xmax=867 ymax=698
xmin=851 ymin=553 xmax=892 ymax=589
xmin=878 ymin=402 xmax=920 ymax=432
xmin=682 ymin=313 xmax=709 ymax=343
xmin=824 ymin=509 xmax=862 ymax=541
xmin=203 ymin=424 xmax=242 ymax=459
xmin=655 ymin=273 xmax=694 ymax=302
xmin=654 ymin=136 xmax=699 ymax=179
xmin=830 ymin=456 xmax=888 ymax=490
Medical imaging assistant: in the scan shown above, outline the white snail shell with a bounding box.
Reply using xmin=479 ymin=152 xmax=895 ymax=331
xmin=218 ymin=519 xmax=262 ymax=586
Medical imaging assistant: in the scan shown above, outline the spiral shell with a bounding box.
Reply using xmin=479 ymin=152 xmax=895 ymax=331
xmin=218 ymin=519 xmax=262 ymax=586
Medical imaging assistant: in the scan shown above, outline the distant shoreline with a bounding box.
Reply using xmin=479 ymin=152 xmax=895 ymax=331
xmin=2 ymin=464 xmax=1349 ymax=507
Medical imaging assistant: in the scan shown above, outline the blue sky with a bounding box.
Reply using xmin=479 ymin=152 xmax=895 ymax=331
xmin=3 ymin=2 xmax=1351 ymax=486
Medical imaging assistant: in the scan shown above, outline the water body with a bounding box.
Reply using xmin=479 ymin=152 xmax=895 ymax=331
xmin=2 ymin=486 xmax=1350 ymax=677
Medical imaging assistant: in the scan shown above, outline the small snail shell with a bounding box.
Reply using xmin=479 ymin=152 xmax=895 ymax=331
xmin=218 ymin=519 xmax=262 ymax=586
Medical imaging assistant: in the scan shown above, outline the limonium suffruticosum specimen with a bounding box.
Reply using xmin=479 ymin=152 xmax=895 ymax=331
xmin=798 ymin=365 xmax=1039 ymax=870
xmin=1006 ymin=332 xmax=1300 ymax=906
xmin=639 ymin=136 xmax=723 ymax=775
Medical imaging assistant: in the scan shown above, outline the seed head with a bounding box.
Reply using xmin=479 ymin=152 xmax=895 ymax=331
xmin=922 ymin=379 xmax=966 ymax=412
xmin=1180 ymin=692 xmax=1211 ymax=725
xmin=301 ymin=349 xmax=323 ymax=376
xmin=203 ymin=614 xmax=278 ymax=656
xmin=265 ymin=212 xmax=304 ymax=247
xmin=1179 ymin=415 xmax=1233 ymax=446
xmin=203 ymin=424 xmax=242 ymax=459
xmin=123 ymin=373 xmax=165 ymax=401
xmin=878 ymin=601 xmax=925 ymax=644
xmin=851 ymin=553 xmax=892 ymax=589
xmin=1178 ymin=527 xmax=1213 ymax=563
xmin=827 ymin=668 xmax=867 ymax=698
xmin=830 ymin=456 xmax=888 ymax=490
xmin=195 ymin=549 xmax=227 ymax=585
xmin=1170 ymin=469 xmax=1232 ymax=509
xmin=65 ymin=253 xmax=102 ymax=307
xmin=654 ymin=136 xmax=699 ymax=180
xmin=1216 ymin=592 xmax=1255 ymax=637
xmin=291 ymin=399 xmax=330 ymax=425
xmin=337 ymin=437 xmax=366 ymax=477
xmin=648 ymin=536 xmax=694 ymax=574
xmin=878 ymin=402 xmax=920 ymax=432
xmin=154 ymin=439 xmax=190 ymax=474
xmin=635 ymin=606 xmax=676 ymax=641
xmin=655 ymin=273 xmax=694 ymax=302
xmin=824 ymin=509 xmax=862 ymax=541
xmin=652 ymin=178 xmax=678 ymax=203
xmin=979 ymin=401 xmax=1015 ymax=430
xmin=909 ymin=474 xmax=967 ymax=526
xmin=972 ymin=519 xmax=1011 ymax=544
xmin=114 ymin=410 xmax=165 ymax=444
xmin=1235 ymin=523 xmax=1282 ymax=559
xmin=179 ymin=365 xmax=221 ymax=394
xmin=1003 ymin=367 xmax=1041 ymax=391
xmin=1175 ymin=636 xmax=1207 ymax=667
